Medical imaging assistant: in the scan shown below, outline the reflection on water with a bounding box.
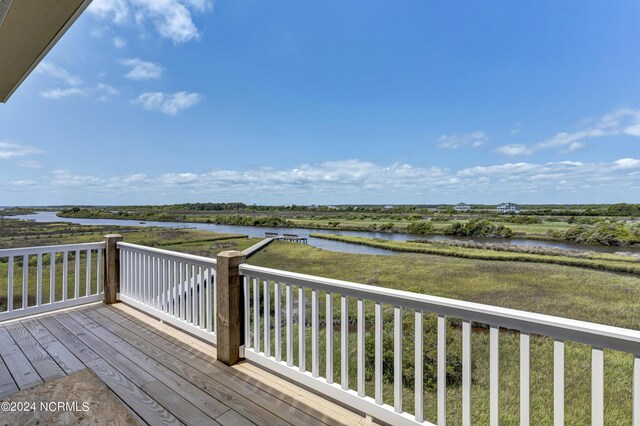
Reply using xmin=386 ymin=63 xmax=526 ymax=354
xmin=8 ymin=211 xmax=640 ymax=256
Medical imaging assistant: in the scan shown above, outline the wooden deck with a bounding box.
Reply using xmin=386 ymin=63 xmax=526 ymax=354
xmin=0 ymin=303 xmax=373 ymax=426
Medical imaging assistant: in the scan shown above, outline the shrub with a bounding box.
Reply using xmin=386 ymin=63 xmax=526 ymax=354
xmin=444 ymin=219 xmax=513 ymax=238
xmin=379 ymin=222 xmax=394 ymax=231
xmin=564 ymin=222 xmax=639 ymax=246
xmin=406 ymin=221 xmax=434 ymax=235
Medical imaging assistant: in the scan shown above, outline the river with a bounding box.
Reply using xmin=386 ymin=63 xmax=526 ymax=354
xmin=7 ymin=211 xmax=640 ymax=256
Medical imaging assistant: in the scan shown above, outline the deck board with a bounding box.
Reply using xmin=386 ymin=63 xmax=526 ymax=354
xmin=21 ymin=319 xmax=86 ymax=375
xmin=141 ymin=379 xmax=219 ymax=426
xmin=67 ymin=310 xmax=230 ymax=420
xmin=85 ymin=357 xmax=181 ymax=426
xmin=101 ymin=306 xmax=336 ymax=424
xmin=105 ymin=304 xmax=370 ymax=425
xmin=88 ymin=306 xmax=312 ymax=425
xmin=53 ymin=313 xmax=156 ymax=387
xmin=0 ymin=326 xmax=42 ymax=390
xmin=0 ymin=303 xmax=372 ymax=426
xmin=38 ymin=315 xmax=100 ymax=363
xmin=0 ymin=356 xmax=19 ymax=398
xmin=5 ymin=323 xmax=66 ymax=382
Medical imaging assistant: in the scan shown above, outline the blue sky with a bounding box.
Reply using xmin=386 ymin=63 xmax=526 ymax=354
xmin=1 ymin=0 xmax=639 ymax=205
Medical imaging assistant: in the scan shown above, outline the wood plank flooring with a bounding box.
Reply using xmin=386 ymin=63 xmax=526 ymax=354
xmin=0 ymin=303 xmax=373 ymax=426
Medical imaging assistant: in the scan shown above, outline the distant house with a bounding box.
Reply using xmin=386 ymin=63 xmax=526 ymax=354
xmin=496 ymin=202 xmax=520 ymax=213
xmin=384 ymin=205 xmax=394 ymax=209
xmin=454 ymin=202 xmax=471 ymax=212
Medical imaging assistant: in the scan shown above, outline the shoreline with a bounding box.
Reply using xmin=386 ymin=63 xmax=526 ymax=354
xmin=311 ymin=233 xmax=640 ymax=275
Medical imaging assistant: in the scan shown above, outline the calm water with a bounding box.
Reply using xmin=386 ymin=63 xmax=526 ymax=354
xmin=8 ymin=211 xmax=640 ymax=255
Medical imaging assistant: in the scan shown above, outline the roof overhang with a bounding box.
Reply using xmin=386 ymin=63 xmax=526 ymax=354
xmin=0 ymin=0 xmax=92 ymax=103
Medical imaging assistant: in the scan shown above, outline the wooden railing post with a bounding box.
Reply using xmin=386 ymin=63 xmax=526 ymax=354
xmin=216 ymin=250 xmax=246 ymax=365
xmin=104 ymin=234 xmax=123 ymax=305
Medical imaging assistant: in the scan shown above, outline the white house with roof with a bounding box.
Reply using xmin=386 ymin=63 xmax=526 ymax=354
xmin=454 ymin=202 xmax=471 ymax=212
xmin=496 ymin=202 xmax=520 ymax=213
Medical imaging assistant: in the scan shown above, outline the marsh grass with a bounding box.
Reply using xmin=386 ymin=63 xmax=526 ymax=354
xmin=407 ymin=238 xmax=640 ymax=262
xmin=312 ymin=234 xmax=640 ymax=275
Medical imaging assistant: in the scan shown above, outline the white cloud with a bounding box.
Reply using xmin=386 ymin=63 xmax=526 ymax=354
xmin=132 ymin=91 xmax=202 ymax=115
xmin=96 ymin=83 xmax=119 ymax=96
xmin=495 ymin=144 xmax=533 ymax=156
xmin=497 ymin=108 xmax=640 ymax=156
xmin=87 ymin=0 xmax=213 ymax=44
xmin=438 ymin=131 xmax=486 ymax=149
xmin=120 ymin=58 xmax=163 ymax=80
xmin=184 ymin=0 xmax=213 ymax=12
xmin=119 ymin=174 xmax=147 ymax=183
xmin=40 ymin=87 xmax=88 ymax=99
xmin=10 ymin=158 xmax=640 ymax=204
xmin=0 ymin=142 xmax=43 ymax=160
xmin=626 ymin=123 xmax=640 ymax=137
xmin=161 ymin=173 xmax=199 ymax=184
xmin=18 ymin=160 xmax=43 ymax=169
xmin=10 ymin=180 xmax=36 ymax=187
xmin=113 ymin=36 xmax=127 ymax=49
xmin=36 ymin=62 xmax=82 ymax=86
xmin=36 ymin=60 xmax=118 ymax=101
xmin=135 ymin=0 xmax=200 ymax=43
xmin=613 ymin=158 xmax=640 ymax=169
xmin=96 ymin=83 xmax=119 ymax=102
xmin=90 ymin=26 xmax=111 ymax=39
xmin=49 ymin=170 xmax=103 ymax=188
xmin=88 ymin=0 xmax=129 ymax=25
xmin=565 ymin=141 xmax=586 ymax=152
xmin=40 ymin=84 xmax=118 ymax=101
xmin=457 ymin=162 xmax=538 ymax=177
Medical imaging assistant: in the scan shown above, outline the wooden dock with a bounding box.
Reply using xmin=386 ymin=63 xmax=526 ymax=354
xmin=265 ymin=232 xmax=308 ymax=244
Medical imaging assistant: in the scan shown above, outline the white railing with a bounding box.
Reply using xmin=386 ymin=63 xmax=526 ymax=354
xmin=0 ymin=242 xmax=105 ymax=322
xmin=117 ymin=242 xmax=217 ymax=344
xmin=239 ymin=264 xmax=640 ymax=426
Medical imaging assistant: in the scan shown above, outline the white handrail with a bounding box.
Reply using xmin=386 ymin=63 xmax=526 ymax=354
xmin=239 ymin=263 xmax=640 ymax=353
xmin=0 ymin=242 xmax=104 ymax=257
xmin=1 ymin=242 xmax=105 ymax=322
xmin=117 ymin=242 xmax=217 ymax=267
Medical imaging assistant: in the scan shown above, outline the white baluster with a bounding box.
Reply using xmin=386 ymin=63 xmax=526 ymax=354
xmin=520 ymin=332 xmax=530 ymax=426
xmin=394 ymin=306 xmax=403 ymax=414
xmin=438 ymin=314 xmax=446 ymax=426
xmin=341 ymin=295 xmax=348 ymax=390
xmin=415 ymin=311 xmax=423 ymax=422
xmin=375 ymin=301 xmax=383 ymax=405
xmin=298 ymin=286 xmax=306 ymax=372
